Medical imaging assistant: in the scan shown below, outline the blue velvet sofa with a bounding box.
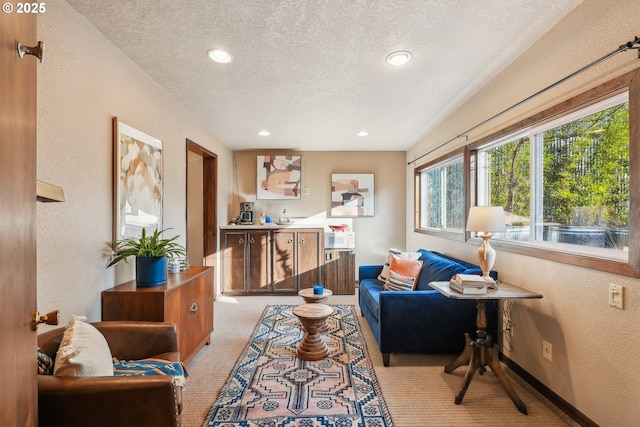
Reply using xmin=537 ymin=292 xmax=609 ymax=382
xmin=358 ymin=249 xmax=498 ymax=366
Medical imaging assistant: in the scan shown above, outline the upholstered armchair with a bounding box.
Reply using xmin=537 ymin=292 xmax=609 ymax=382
xmin=37 ymin=321 xmax=183 ymax=427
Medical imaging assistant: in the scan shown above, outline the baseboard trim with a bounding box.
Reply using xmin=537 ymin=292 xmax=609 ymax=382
xmin=499 ymin=353 xmax=597 ymax=427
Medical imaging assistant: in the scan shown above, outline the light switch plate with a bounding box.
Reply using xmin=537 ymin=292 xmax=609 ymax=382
xmin=609 ymin=283 xmax=624 ymax=309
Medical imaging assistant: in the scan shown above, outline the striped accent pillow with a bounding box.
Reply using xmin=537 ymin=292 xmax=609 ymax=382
xmin=383 ymin=270 xmax=416 ymax=291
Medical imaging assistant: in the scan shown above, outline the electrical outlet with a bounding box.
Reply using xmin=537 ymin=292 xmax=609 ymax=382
xmin=609 ymin=284 xmax=624 ymax=309
xmin=543 ymin=340 xmax=552 ymax=361
xmin=304 ymin=187 xmax=310 ymax=195
xmin=505 ymin=322 xmax=514 ymax=336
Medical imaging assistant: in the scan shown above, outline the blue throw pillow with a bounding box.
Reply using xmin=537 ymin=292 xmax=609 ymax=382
xmin=416 ymin=249 xmax=467 ymax=290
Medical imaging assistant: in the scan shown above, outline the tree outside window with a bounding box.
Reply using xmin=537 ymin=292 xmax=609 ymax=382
xmin=478 ymin=95 xmax=629 ymax=253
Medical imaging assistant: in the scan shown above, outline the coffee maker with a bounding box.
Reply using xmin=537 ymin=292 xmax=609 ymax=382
xmin=239 ymin=202 xmax=254 ymax=224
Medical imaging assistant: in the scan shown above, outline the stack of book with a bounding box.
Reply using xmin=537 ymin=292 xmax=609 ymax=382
xmin=449 ymin=274 xmax=487 ymax=295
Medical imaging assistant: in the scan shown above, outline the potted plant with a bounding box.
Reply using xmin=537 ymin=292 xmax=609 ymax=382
xmin=107 ymin=227 xmax=187 ymax=287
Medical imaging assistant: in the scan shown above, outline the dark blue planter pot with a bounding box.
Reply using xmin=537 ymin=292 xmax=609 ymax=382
xmin=136 ymin=256 xmax=168 ymax=287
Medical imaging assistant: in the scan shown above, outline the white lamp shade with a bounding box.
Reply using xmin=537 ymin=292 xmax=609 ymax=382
xmin=466 ymin=206 xmax=506 ymax=232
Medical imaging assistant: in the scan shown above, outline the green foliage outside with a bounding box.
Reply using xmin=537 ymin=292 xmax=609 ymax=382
xmin=487 ymin=102 xmax=629 ymax=247
xmin=542 ymin=103 xmax=629 ymax=228
xmin=488 ymin=137 xmax=530 ymax=223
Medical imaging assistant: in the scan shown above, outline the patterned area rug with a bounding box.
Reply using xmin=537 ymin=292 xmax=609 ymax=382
xmin=202 ymin=304 xmax=394 ymax=427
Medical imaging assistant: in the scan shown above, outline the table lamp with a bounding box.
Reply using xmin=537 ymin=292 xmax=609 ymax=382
xmin=466 ymin=206 xmax=506 ymax=283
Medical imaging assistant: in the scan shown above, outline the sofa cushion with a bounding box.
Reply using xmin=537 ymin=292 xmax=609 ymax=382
xmin=54 ymin=316 xmax=114 ymax=377
xmin=383 ymin=270 xmax=416 ymax=291
xmin=359 ymin=279 xmax=384 ymax=321
xmin=435 ymin=251 xmax=498 ymax=280
xmin=416 ymin=249 xmax=467 ymax=290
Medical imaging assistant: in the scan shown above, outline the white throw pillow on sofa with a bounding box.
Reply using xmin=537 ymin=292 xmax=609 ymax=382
xmin=54 ymin=315 xmax=114 ymax=377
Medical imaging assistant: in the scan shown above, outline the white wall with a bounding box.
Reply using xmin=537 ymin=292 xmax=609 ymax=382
xmin=406 ymin=1 xmax=640 ymax=425
xmin=232 ymin=150 xmax=406 ymax=269
xmin=36 ymin=1 xmax=233 ymax=325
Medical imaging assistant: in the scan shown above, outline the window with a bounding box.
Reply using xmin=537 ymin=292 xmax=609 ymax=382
xmin=477 ymin=93 xmax=629 ymax=260
xmin=416 ymin=154 xmax=464 ymax=234
xmin=414 ymin=70 xmax=639 ymax=276
xmin=477 ymin=131 xmax=531 ymax=242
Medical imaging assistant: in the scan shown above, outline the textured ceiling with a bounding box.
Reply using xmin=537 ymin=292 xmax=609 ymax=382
xmin=65 ymin=0 xmax=581 ymax=151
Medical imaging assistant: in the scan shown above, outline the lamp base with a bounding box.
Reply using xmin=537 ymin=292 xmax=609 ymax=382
xmin=477 ymin=233 xmax=496 ymax=282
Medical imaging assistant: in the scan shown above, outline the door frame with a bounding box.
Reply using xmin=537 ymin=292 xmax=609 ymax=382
xmin=186 ymin=139 xmax=217 ymax=267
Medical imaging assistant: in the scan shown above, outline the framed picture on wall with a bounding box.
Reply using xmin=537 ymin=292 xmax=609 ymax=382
xmin=257 ymin=155 xmax=302 ymax=199
xmin=113 ymin=117 xmax=163 ymax=241
xmin=331 ymin=173 xmax=375 ymax=217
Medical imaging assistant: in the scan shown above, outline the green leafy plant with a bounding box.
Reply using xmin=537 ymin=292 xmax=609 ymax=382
xmin=107 ymin=228 xmax=186 ymax=268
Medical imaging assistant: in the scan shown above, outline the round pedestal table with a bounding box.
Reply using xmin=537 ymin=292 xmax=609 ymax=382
xmin=292 ymin=303 xmax=334 ymax=361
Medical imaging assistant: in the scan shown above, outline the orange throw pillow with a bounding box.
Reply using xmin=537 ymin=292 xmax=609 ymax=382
xmin=388 ymin=255 xmax=423 ymax=281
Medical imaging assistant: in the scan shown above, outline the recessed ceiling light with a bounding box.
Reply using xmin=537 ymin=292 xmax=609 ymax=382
xmin=207 ymin=49 xmax=233 ymax=64
xmin=257 ymin=130 xmax=270 ymax=136
xmin=357 ymin=131 xmax=370 ymax=137
xmin=385 ymin=50 xmax=413 ymax=67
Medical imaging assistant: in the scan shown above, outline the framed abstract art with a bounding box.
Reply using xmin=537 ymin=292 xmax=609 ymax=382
xmin=331 ymin=173 xmax=375 ymax=217
xmin=113 ymin=118 xmax=163 ymax=241
xmin=257 ymin=155 xmax=302 ymax=199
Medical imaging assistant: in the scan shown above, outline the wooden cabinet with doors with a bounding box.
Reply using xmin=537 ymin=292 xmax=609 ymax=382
xmin=221 ymin=230 xmax=246 ymax=292
xmin=272 ymin=228 xmax=324 ymax=292
xmin=296 ymin=229 xmax=324 ymax=289
xmin=246 ymin=230 xmax=271 ymax=292
xmin=272 ymin=229 xmax=297 ymax=291
xmin=101 ymin=266 xmax=214 ymax=365
xmin=221 ymin=229 xmax=271 ymax=293
xmin=221 ymin=227 xmax=323 ymax=294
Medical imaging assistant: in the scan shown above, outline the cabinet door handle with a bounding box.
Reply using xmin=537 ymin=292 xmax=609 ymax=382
xmin=239 ymin=238 xmax=244 ymax=244
xmin=250 ymin=238 xmax=255 ymax=244
xmin=299 ymin=238 xmax=305 ymax=243
xmin=190 ymin=303 xmax=199 ymax=314
xmin=288 ymin=238 xmax=293 ymax=243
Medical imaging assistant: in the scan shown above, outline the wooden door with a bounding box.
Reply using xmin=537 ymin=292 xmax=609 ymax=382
xmin=246 ymin=230 xmax=270 ymax=292
xmin=272 ymin=230 xmax=296 ymax=291
xmin=0 ymin=11 xmax=38 ymax=427
xmin=297 ymin=230 xmax=324 ymax=290
xmin=222 ymin=231 xmax=246 ymax=293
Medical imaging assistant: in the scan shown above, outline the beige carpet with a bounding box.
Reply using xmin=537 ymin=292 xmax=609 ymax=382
xmin=182 ymin=293 xmax=578 ymax=427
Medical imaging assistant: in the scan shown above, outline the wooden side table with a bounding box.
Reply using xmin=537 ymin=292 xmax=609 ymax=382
xmin=298 ymin=287 xmax=333 ymax=304
xmin=429 ymin=281 xmax=542 ymax=415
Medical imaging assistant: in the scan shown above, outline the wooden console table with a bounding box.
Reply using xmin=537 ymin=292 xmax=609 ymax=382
xmin=430 ymin=281 xmax=542 ymax=415
xmin=102 ymin=266 xmax=214 ymax=365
